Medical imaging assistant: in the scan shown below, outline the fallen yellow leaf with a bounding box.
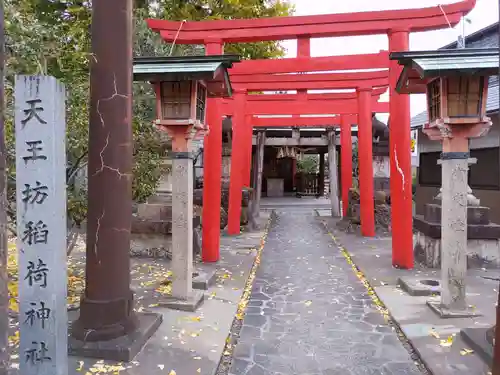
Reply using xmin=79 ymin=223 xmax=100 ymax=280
xmin=460 ymin=348 xmax=474 ymax=356
xmin=440 ymin=335 xmax=454 ymax=347
xmin=429 ymin=330 xmax=440 ymax=339
xmin=304 ymin=300 xmax=312 ymax=307
xmin=169 ymin=371 xmax=177 ymax=375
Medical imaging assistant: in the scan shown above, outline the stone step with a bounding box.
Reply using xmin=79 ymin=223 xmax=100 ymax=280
xmin=131 ymin=225 xmax=202 ymax=259
xmin=424 ymin=203 xmax=491 ymax=225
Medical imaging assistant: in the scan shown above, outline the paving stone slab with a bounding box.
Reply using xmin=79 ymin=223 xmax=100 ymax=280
xmin=229 ymin=208 xmax=422 ymax=375
xmin=321 ymin=216 xmax=495 ymax=375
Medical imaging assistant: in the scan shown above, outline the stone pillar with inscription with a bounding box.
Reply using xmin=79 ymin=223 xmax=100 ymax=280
xmin=424 ymin=123 xmax=489 ymax=318
xmin=15 ymin=76 xmax=67 ymax=375
xmin=158 ymin=126 xmax=204 ymax=312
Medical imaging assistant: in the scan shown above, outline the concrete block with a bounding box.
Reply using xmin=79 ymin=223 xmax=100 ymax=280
xmin=137 ymin=203 xmax=172 ymax=221
xmin=157 ymin=290 xmax=204 ymax=312
xmin=461 ymin=327 xmax=493 ymax=366
xmin=398 ymin=277 xmax=441 ymax=296
xmin=192 ymin=268 xmax=217 ymax=290
xmin=427 ymin=301 xmax=481 ymax=318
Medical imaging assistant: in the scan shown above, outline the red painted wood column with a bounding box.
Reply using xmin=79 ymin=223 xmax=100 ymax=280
xmin=227 ymin=89 xmax=247 ymax=235
xmin=388 ymin=29 xmax=413 ymax=269
xmin=357 ymin=88 xmax=375 ymax=237
xmin=294 ymin=37 xmax=310 ymax=193
xmin=202 ymin=40 xmax=223 ymax=262
xmin=242 ymin=114 xmax=253 ymax=187
xmin=340 ymin=114 xmax=353 ymax=217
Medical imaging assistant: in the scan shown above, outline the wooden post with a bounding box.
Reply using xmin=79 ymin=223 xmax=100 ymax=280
xmin=202 ymin=41 xmax=223 ymax=262
xmin=357 ymin=87 xmax=375 ymax=237
xmin=340 ymin=115 xmax=353 ymax=217
xmin=254 ymin=131 xmax=266 ymax=217
xmin=15 ymin=75 xmax=67 ymax=375
xmin=242 ymin=115 xmax=253 ymax=187
xmin=388 ymin=29 xmax=413 ymax=268
xmin=0 ymin=1 xmax=7 ymax=372
xmin=493 ymin=16 xmax=500 ymax=372
xmin=318 ymin=152 xmax=325 ymax=197
xmin=328 ymin=130 xmax=341 ymax=217
xmin=227 ymin=89 xmax=246 ymax=235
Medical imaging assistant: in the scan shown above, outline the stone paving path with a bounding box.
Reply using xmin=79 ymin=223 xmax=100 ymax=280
xmin=229 ymin=208 xmax=423 ymax=375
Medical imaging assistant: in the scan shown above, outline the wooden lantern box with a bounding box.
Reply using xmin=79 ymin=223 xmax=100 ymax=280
xmin=133 ymin=55 xmax=241 ymax=129
xmin=155 ymin=80 xmax=207 ymax=127
xmin=391 ymin=48 xmax=498 ymax=129
xmin=426 ymin=75 xmax=488 ymax=127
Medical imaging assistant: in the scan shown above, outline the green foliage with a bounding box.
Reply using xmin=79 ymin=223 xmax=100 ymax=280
xmin=150 ymin=0 xmax=294 ymax=59
xmin=297 ymin=155 xmax=318 ymax=174
xmin=5 ymin=0 xmax=293 ymax=229
xmin=5 ymin=0 xmax=164 ymax=228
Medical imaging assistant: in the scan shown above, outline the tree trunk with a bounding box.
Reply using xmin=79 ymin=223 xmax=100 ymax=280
xmin=0 ymin=1 xmax=8 ymax=372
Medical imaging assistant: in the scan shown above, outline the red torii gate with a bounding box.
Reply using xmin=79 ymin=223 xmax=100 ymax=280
xmin=147 ymin=0 xmax=476 ymax=269
xmin=223 ymin=92 xmax=389 ymax=235
xmin=219 ymin=68 xmax=389 ymax=238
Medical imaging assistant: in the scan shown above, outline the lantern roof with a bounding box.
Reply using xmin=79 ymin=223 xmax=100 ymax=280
xmin=389 ymin=48 xmax=499 ymax=94
xmin=133 ymin=54 xmax=241 ymax=97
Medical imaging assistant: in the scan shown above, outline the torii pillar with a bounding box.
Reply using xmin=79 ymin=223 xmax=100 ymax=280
xmin=202 ymin=40 xmax=223 ymax=262
xmin=357 ymin=87 xmax=375 ymax=236
xmin=340 ymin=114 xmax=353 ymax=217
xmin=227 ymin=89 xmax=247 ymax=234
xmin=242 ymin=114 xmax=253 ymax=187
xmin=388 ymin=29 xmax=413 ymax=268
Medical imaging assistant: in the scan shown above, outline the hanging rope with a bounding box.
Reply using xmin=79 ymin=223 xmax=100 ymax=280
xmin=169 ymin=19 xmax=186 ymax=56
xmin=438 ymin=4 xmax=453 ymax=30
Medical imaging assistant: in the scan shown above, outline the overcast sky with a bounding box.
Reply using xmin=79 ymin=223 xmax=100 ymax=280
xmin=281 ymin=0 xmax=499 ymax=117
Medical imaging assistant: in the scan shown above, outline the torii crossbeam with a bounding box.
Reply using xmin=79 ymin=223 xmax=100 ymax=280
xmin=147 ymin=0 xmax=476 ymax=269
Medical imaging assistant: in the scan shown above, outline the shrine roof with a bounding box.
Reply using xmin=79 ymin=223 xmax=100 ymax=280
xmin=411 ymin=22 xmax=499 ymax=129
xmin=133 ymin=55 xmax=240 ymax=97
xmin=390 ymin=48 xmax=499 ymax=93
xmin=391 ymin=48 xmax=498 ymax=76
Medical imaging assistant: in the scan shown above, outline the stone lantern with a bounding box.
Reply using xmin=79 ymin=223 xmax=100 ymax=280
xmin=133 ymin=54 xmax=240 ymax=311
xmin=391 ymin=48 xmax=498 ymax=318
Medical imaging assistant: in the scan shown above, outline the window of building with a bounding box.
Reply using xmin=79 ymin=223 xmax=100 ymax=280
xmin=418 ymin=147 xmax=500 ymax=190
xmin=470 ymin=147 xmax=500 ymax=190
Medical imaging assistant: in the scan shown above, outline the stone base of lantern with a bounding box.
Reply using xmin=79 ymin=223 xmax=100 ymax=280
xmin=192 ymin=268 xmax=218 ymax=290
xmin=461 ymin=326 xmax=494 ymax=366
xmin=427 ymin=301 xmax=481 ymax=318
xmin=157 ymin=290 xmax=205 ymax=312
xmin=413 ymin=204 xmax=500 ymax=269
xmin=68 ymin=312 xmax=163 ymax=361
